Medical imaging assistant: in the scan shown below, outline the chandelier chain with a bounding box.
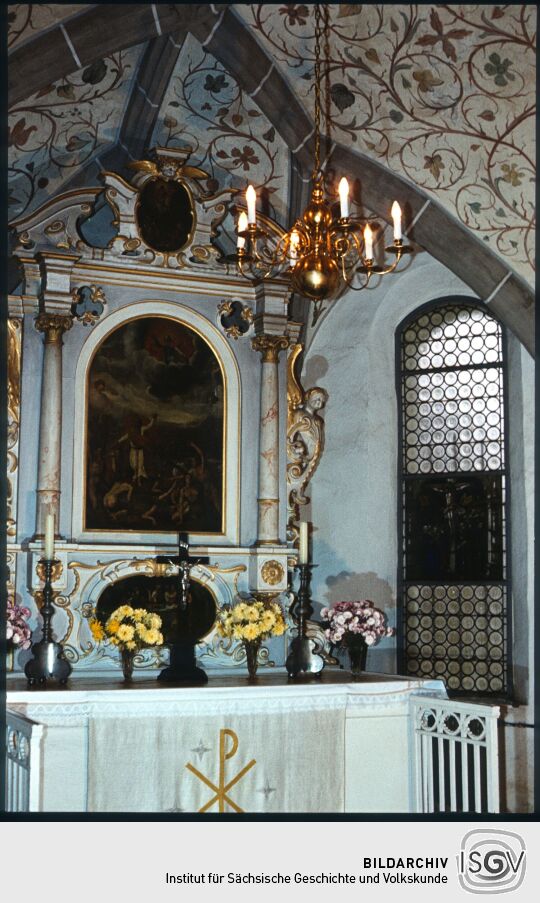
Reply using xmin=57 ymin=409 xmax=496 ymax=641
xmin=313 ymin=4 xmax=322 ymax=179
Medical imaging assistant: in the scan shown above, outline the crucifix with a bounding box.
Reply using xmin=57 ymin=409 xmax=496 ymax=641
xmin=157 ymin=533 xmax=209 ymax=684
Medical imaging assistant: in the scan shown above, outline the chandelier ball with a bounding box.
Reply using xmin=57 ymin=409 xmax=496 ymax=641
xmin=291 ymin=253 xmax=340 ymax=301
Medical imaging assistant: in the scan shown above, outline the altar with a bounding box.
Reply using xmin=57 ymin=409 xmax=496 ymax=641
xmin=7 ymin=672 xmax=449 ymax=814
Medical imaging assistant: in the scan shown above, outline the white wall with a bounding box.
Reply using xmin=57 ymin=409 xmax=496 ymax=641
xmin=301 ymin=251 xmax=535 ymax=811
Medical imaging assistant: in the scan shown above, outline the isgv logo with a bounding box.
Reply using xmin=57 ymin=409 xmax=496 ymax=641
xmin=458 ymin=830 xmax=526 ymax=894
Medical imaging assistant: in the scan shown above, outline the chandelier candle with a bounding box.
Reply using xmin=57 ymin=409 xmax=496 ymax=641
xmin=246 ymin=185 xmax=257 ymax=225
xmin=338 ymin=177 xmax=350 ymax=219
xmin=364 ymin=224 xmax=373 ymax=260
xmin=237 ymin=211 xmax=248 ymax=250
xmin=289 ymin=230 xmax=300 ymax=262
xmin=392 ymin=201 xmax=402 ymax=241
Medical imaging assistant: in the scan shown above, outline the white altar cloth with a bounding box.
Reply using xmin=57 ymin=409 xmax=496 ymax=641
xmin=6 ymin=671 xmax=446 ymax=813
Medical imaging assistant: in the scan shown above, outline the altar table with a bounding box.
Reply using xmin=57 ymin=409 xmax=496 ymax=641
xmin=6 ymin=671 xmax=446 ymax=813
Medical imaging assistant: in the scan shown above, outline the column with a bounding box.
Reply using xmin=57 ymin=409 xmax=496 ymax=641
xmin=35 ymin=313 xmax=73 ymax=537
xmin=252 ymin=334 xmax=289 ymax=545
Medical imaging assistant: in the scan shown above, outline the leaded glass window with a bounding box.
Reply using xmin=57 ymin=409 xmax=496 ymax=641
xmin=398 ymin=301 xmax=510 ymax=697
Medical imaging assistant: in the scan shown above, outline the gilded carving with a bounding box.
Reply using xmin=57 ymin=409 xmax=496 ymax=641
xmin=218 ymin=299 xmax=253 ymax=340
xmin=61 ymin=558 xmax=248 ymax=666
xmin=36 ymin=559 xmax=63 ymax=583
xmin=35 ymin=313 xmax=73 ymax=344
xmin=286 ymin=343 xmax=328 ymax=543
xmin=261 ymin=560 xmax=285 ymax=586
xmin=251 ymin=334 xmax=290 ymax=362
xmin=7 ymin=319 xmax=22 ymax=540
xmin=71 ymin=284 xmax=106 ymax=325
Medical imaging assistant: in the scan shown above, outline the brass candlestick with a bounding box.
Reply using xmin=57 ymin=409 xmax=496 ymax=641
xmin=25 ymin=558 xmax=72 ymax=686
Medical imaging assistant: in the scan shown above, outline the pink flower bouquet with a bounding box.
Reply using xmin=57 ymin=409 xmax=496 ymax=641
xmin=7 ymin=597 xmax=32 ymax=650
xmin=320 ymin=600 xmax=394 ymax=648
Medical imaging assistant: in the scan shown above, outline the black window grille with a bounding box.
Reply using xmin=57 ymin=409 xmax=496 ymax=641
xmin=397 ymin=300 xmax=511 ymax=697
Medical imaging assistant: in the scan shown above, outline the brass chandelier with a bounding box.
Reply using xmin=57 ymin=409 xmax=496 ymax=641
xmin=227 ymin=5 xmax=412 ymax=302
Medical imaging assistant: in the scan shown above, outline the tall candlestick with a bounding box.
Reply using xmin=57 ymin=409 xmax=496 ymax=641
xmin=44 ymin=513 xmax=55 ymax=561
xmin=246 ymin=185 xmax=257 ymax=225
xmin=364 ymin=223 xmax=373 ymax=260
xmin=391 ymin=201 xmax=402 ymax=240
xmin=338 ymin=177 xmax=350 ymax=219
xmin=299 ymin=521 xmax=309 ymax=564
xmin=237 ymin=211 xmax=248 ymax=249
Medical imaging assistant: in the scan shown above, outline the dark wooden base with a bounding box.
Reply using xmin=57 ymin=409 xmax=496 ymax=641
xmin=285 ymin=636 xmax=324 ymax=679
xmin=24 ymin=640 xmax=72 ymax=686
xmin=158 ymin=641 xmax=208 ymax=685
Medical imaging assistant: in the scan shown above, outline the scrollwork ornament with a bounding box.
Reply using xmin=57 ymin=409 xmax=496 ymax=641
xmin=286 ymin=343 xmax=328 ymax=542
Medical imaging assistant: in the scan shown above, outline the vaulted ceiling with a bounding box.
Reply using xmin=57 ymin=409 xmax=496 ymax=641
xmin=8 ymin=4 xmax=535 ymax=346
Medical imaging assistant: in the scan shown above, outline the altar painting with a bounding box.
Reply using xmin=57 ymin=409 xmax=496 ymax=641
xmin=85 ymin=316 xmax=224 ymax=533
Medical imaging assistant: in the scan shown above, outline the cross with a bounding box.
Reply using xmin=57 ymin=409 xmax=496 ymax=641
xmin=257 ymin=778 xmax=276 ymax=802
xmin=156 ymin=532 xmax=209 ymax=683
xmin=185 ymin=729 xmax=256 ymax=813
xmin=191 ymin=739 xmax=212 ymax=761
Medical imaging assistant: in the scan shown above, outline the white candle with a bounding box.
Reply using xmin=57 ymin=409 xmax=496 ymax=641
xmin=299 ymin=521 xmax=309 ymax=564
xmin=289 ymin=230 xmax=300 ymax=262
xmin=237 ymin=211 xmax=248 ymax=249
xmin=246 ymin=185 xmax=257 ymax=225
xmin=391 ymin=201 xmax=402 ymax=240
xmin=364 ymin=223 xmax=373 ymax=260
xmin=44 ymin=513 xmax=55 ymax=560
xmin=338 ymin=177 xmax=350 ymax=219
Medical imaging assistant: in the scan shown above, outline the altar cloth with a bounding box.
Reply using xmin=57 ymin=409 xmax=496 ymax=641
xmin=88 ymin=693 xmax=346 ymax=813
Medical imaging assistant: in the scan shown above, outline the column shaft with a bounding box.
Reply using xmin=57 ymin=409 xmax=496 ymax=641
xmin=35 ymin=314 xmax=72 ymax=535
xmin=252 ymin=335 xmax=289 ymax=544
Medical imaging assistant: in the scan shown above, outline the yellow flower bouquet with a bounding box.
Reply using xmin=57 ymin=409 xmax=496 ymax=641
xmin=89 ymin=605 xmax=164 ymax=680
xmin=217 ymin=598 xmax=287 ymax=679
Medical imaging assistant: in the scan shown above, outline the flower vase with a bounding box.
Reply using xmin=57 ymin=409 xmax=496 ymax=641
xmin=120 ymin=648 xmax=135 ymax=682
xmin=244 ymin=640 xmax=261 ymax=681
xmin=347 ymin=637 xmax=367 ymax=679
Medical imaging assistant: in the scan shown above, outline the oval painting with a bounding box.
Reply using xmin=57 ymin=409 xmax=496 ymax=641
xmin=95 ymin=575 xmax=217 ymax=643
xmin=136 ymin=177 xmax=194 ymax=252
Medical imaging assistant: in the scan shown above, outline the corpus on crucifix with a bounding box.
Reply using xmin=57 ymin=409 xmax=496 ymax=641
xmin=158 ymin=533 xmax=209 ymax=684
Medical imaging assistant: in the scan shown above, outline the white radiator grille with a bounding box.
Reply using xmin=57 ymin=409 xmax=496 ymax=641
xmin=411 ymin=697 xmax=500 ymax=813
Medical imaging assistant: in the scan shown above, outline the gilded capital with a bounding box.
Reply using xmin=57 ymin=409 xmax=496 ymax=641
xmin=35 ymin=313 xmax=73 ymax=344
xmin=251 ymin=334 xmax=290 ymax=363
